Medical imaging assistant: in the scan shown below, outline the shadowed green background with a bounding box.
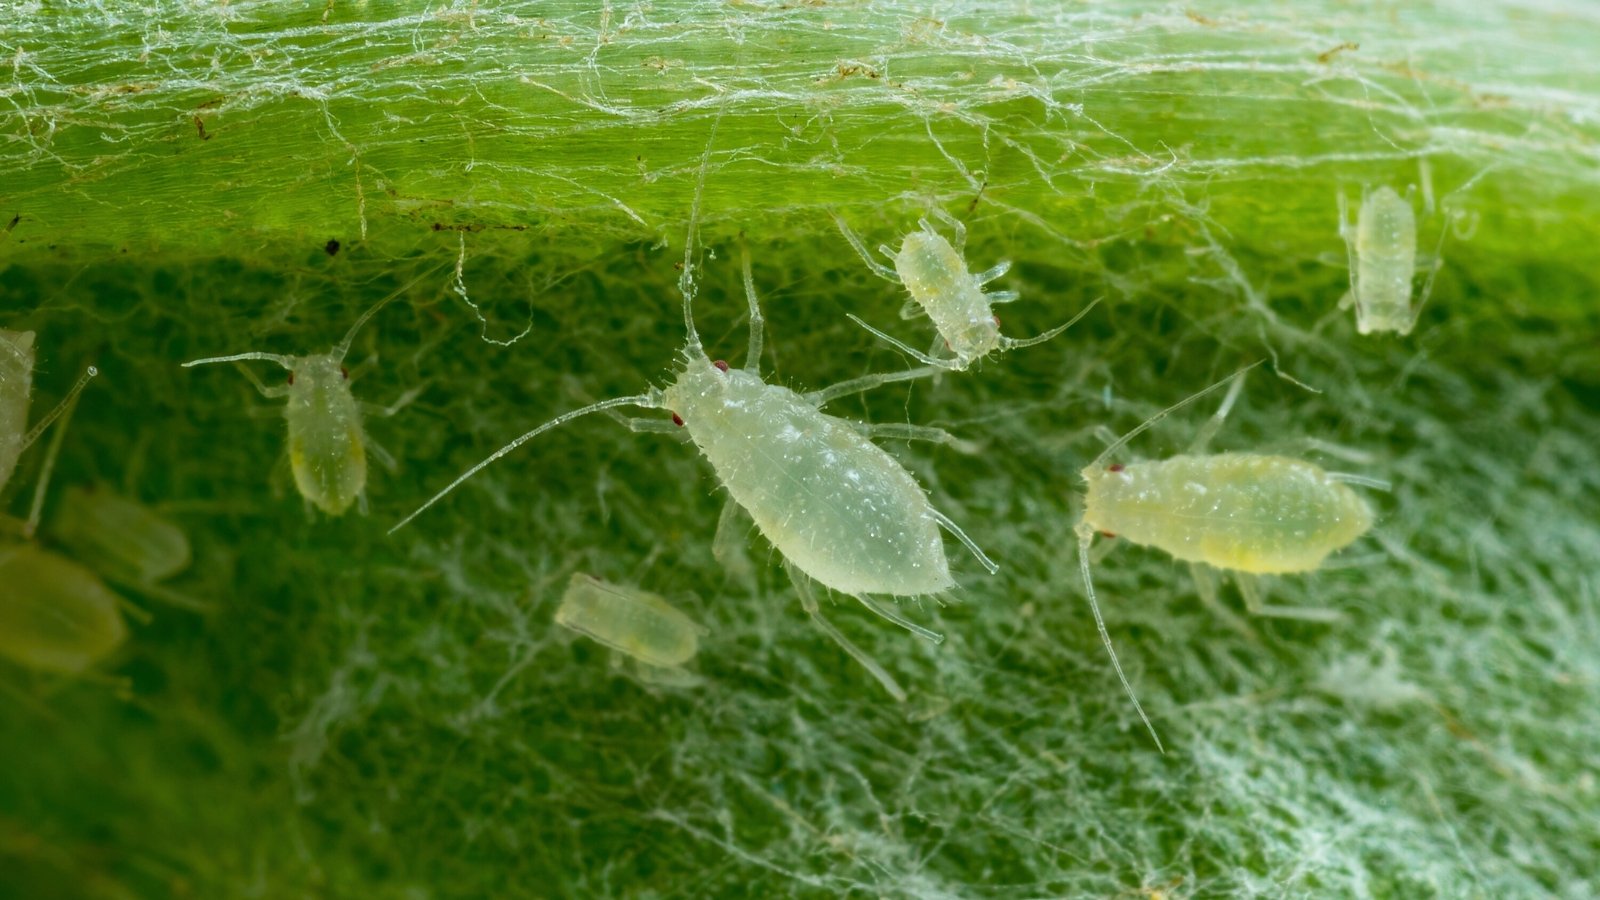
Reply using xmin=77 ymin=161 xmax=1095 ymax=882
xmin=2 ymin=2 xmax=1598 ymax=896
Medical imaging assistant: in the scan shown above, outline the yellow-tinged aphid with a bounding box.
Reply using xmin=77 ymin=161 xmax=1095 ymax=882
xmin=1073 ymin=367 xmax=1383 ymax=748
xmin=0 ymin=337 xmax=124 ymax=675
xmin=182 ymin=266 xmax=444 ymax=516
xmin=395 ymin=121 xmax=995 ymax=702
xmin=555 ymin=573 xmax=706 ymax=678
xmin=833 ymin=208 xmax=1096 ymax=370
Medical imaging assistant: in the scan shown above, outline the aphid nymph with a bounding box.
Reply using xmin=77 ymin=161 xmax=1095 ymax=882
xmin=0 ymin=338 xmax=125 ymax=676
xmin=555 ymin=572 xmax=706 ymax=678
xmin=394 ymin=130 xmax=996 ymax=701
xmin=833 ymin=208 xmax=1095 ymax=370
xmin=1337 ymin=185 xmax=1446 ymax=336
xmin=1073 ymin=367 xmax=1382 ymax=748
xmin=182 ymin=266 xmax=442 ymax=516
xmin=51 ymin=484 xmax=192 ymax=586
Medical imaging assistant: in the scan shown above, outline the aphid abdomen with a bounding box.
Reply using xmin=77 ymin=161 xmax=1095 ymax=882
xmin=0 ymin=329 xmax=36 ymax=490
xmin=0 ymin=543 xmax=127 ymax=674
xmin=1355 ymin=187 xmax=1418 ymax=334
xmin=669 ymin=363 xmax=953 ymax=597
xmin=284 ymin=359 xmax=367 ymax=515
xmin=1083 ymin=453 xmax=1373 ymax=574
xmin=894 ymin=232 xmax=1000 ymax=361
xmin=555 ymin=573 xmax=703 ymax=669
xmin=51 ymin=486 xmax=192 ymax=583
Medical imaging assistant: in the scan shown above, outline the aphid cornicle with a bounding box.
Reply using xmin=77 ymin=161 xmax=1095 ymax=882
xmin=833 ymin=208 xmax=1094 ymax=370
xmin=1338 ymin=185 xmax=1446 ymax=336
xmin=394 ymin=127 xmax=996 ymax=701
xmin=555 ymin=572 xmax=706 ymax=672
xmin=182 ymin=267 xmax=442 ymax=515
xmin=1073 ymin=368 xmax=1381 ymax=749
xmin=0 ymin=333 xmax=124 ymax=676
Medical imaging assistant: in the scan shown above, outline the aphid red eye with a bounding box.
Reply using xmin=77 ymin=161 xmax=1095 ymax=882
xmin=713 ymin=359 xmax=729 ymax=372
xmin=341 ymin=366 xmax=349 ymax=380
xmin=1108 ymin=463 xmax=1124 ymax=473
xmin=1100 ymin=530 xmax=1117 ymax=539
xmin=287 ymin=372 xmax=295 ymax=385
xmin=992 ymin=314 xmax=1001 ymax=327
xmin=671 ymin=413 xmax=684 ymax=427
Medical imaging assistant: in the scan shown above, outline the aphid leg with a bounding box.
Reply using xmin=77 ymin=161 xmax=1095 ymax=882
xmin=1235 ymin=573 xmax=1344 ymax=623
xmin=390 ymin=392 xmax=662 ymax=534
xmin=804 ymin=365 xmax=941 ymax=408
xmin=850 ymin=422 xmax=980 ymax=454
xmin=363 ymin=383 xmax=428 ymax=419
xmin=845 ymin=314 xmax=958 ymax=369
xmin=1326 ymin=471 xmax=1392 ymax=492
xmin=1185 ymin=367 xmax=1248 ymax=455
xmin=738 ymin=234 xmax=765 ymax=373
xmin=1406 ymin=211 xmax=1454 ymax=335
xmin=984 ymin=290 xmax=1020 ymax=304
xmin=1189 ymin=562 xmax=1257 ymax=640
xmin=23 ymin=369 xmax=95 ymax=539
xmin=787 ymin=560 xmax=907 ymax=703
xmin=1075 ymin=523 xmax=1164 ymax=751
xmin=898 ymin=298 xmax=929 ymax=321
xmin=925 ymin=507 xmax=998 ymax=574
xmin=972 ymin=259 xmax=1012 ymax=286
xmin=1336 ymin=189 xmax=1361 ymax=304
xmin=852 ymin=593 xmax=944 ymax=644
xmin=998 ymin=296 xmax=1102 ymax=353
xmin=367 ymin=438 xmax=398 ymax=474
xmin=926 ymin=207 xmax=966 ymax=253
xmin=711 ymin=499 xmax=756 ymax=587
xmin=831 ymin=213 xmax=902 ymax=284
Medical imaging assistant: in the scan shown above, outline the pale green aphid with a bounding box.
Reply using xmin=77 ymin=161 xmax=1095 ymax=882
xmin=1337 ymin=185 xmax=1446 ymax=336
xmin=556 ymin=572 xmax=706 ymax=680
xmin=0 ymin=333 xmax=123 ymax=675
xmin=1073 ymin=367 xmax=1384 ymax=749
xmin=394 ymin=131 xmax=997 ymax=702
xmin=182 ymin=266 xmax=442 ymax=516
xmin=51 ymin=485 xmax=192 ymax=585
xmin=833 ymin=208 xmax=1095 ymax=370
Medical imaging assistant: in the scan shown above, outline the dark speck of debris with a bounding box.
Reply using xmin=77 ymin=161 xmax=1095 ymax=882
xmin=325 ymin=239 xmax=341 ymax=256
xmin=194 ymin=117 xmax=210 ymax=140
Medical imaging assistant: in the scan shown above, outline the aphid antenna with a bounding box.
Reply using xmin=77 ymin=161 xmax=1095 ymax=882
xmin=331 ymin=260 xmax=451 ymax=362
xmin=24 ymin=366 xmax=97 ymax=539
xmin=1086 ymin=360 xmax=1263 ymax=473
xmin=389 ymin=390 xmax=663 ymax=535
xmin=1074 ymin=520 xmax=1164 ymax=753
xmin=999 ymin=295 xmax=1104 ymax=352
xmin=677 ymin=104 xmax=726 ymax=361
xmin=18 ymin=365 xmax=97 ymax=454
xmin=181 ymin=350 xmax=296 ymax=371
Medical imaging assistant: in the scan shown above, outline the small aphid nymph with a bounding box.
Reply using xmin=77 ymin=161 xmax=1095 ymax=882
xmin=51 ymin=485 xmax=192 ymax=585
xmin=182 ymin=266 xmax=442 ymax=515
xmin=395 ymin=126 xmax=996 ymax=701
xmin=834 ymin=209 xmax=1094 ymax=370
xmin=1073 ymin=367 xmax=1382 ymax=748
xmin=555 ymin=572 xmax=706 ymax=672
xmin=0 ymin=342 xmax=125 ymax=675
xmin=1338 ymin=185 xmax=1446 ymax=336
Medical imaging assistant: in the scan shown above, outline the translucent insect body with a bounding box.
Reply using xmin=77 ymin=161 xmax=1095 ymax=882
xmin=556 ymin=572 xmax=705 ymax=672
xmin=0 ymin=332 xmax=124 ymax=675
xmin=395 ymin=132 xmax=996 ymax=702
xmin=1338 ymin=185 xmax=1447 ymax=336
xmin=182 ymin=267 xmax=441 ymax=515
xmin=834 ymin=209 xmax=1094 ymax=369
xmin=1074 ymin=368 xmax=1381 ymax=749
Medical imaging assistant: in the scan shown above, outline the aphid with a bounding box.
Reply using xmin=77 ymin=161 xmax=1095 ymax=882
xmin=394 ymin=132 xmax=996 ymax=701
xmin=182 ymin=266 xmax=442 ymax=515
xmin=555 ymin=572 xmax=706 ymax=680
xmin=833 ymin=208 xmax=1095 ymax=369
xmin=1337 ymin=185 xmax=1446 ymax=336
xmin=0 ymin=343 xmax=124 ymax=676
xmin=1073 ymin=367 xmax=1382 ymax=748
xmin=50 ymin=485 xmax=192 ymax=585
